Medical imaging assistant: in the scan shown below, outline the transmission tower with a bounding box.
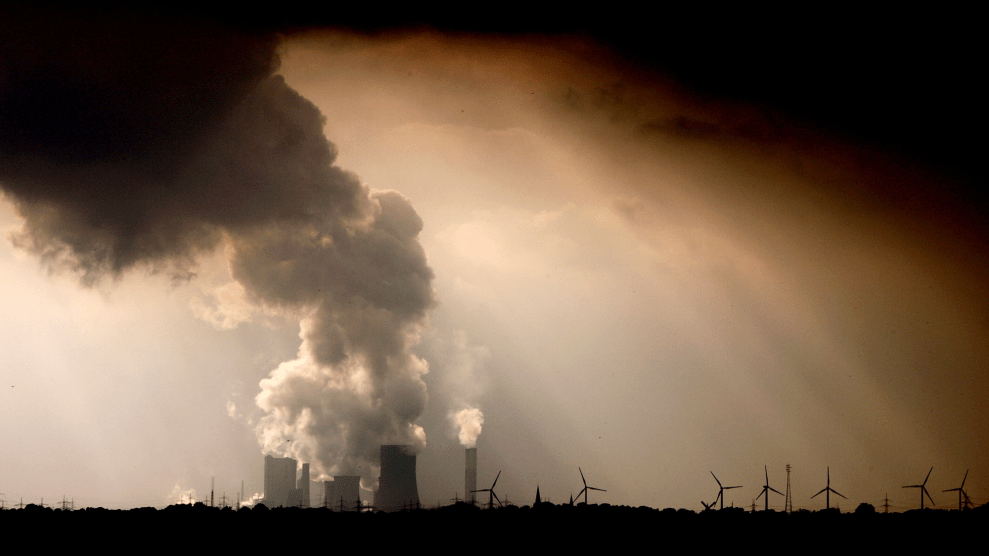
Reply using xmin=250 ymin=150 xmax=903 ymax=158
xmin=882 ymin=494 xmax=891 ymax=514
xmin=784 ymin=464 xmax=793 ymax=513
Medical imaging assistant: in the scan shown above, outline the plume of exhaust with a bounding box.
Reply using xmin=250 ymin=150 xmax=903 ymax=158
xmin=450 ymin=406 xmax=484 ymax=448
xmin=0 ymin=15 xmax=434 ymax=486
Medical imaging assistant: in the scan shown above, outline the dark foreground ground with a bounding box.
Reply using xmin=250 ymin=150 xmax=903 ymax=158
xmin=2 ymin=502 xmax=984 ymax=550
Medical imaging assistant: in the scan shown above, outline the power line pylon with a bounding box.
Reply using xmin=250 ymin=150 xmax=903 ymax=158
xmin=882 ymin=493 xmax=891 ymax=514
xmin=784 ymin=464 xmax=793 ymax=513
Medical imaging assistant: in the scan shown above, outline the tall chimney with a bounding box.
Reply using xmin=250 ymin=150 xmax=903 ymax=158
xmin=465 ymin=447 xmax=477 ymax=504
xmin=374 ymin=445 xmax=420 ymax=512
xmin=298 ymin=463 xmax=310 ymax=508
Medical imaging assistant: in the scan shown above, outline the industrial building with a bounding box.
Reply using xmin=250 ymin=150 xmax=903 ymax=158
xmin=263 ymin=455 xmax=297 ymax=508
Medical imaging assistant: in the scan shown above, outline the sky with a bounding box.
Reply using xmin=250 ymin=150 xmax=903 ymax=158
xmin=1 ymin=8 xmax=986 ymax=511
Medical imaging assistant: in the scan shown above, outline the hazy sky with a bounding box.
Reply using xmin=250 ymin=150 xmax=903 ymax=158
xmin=1 ymin=9 xmax=985 ymax=511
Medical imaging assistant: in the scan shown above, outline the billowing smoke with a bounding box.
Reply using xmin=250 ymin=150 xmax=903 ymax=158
xmin=449 ymin=406 xmax=484 ymax=448
xmin=1 ymin=13 xmax=433 ymax=482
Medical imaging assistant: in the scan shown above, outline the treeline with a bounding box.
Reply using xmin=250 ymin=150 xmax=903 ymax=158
xmin=2 ymin=501 xmax=984 ymax=550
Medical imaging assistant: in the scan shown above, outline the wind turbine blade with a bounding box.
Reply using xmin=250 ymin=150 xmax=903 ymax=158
xmin=589 ymin=487 xmax=606 ymax=492
xmin=577 ymin=487 xmax=587 ymax=500
xmin=961 ymin=469 xmax=969 ymax=488
xmin=711 ymin=472 xmax=722 ymax=488
xmin=832 ymin=489 xmax=847 ymax=499
xmin=811 ymin=488 xmax=826 ymax=499
xmin=491 ymin=470 xmax=501 ymax=490
xmin=756 ymin=489 xmax=765 ymax=501
xmin=769 ymin=487 xmax=784 ymax=496
xmin=923 ymin=487 xmax=935 ymax=506
xmin=726 ymin=485 xmax=742 ymax=490
xmin=580 ymin=468 xmax=587 ymax=487
xmin=492 ymin=492 xmax=502 ymax=507
xmin=923 ymin=467 xmax=933 ymax=486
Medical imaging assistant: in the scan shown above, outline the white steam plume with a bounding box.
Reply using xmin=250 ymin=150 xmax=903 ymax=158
xmin=450 ymin=406 xmax=484 ymax=448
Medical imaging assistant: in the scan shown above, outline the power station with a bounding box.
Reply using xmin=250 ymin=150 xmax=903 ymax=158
xmin=264 ymin=445 xmax=420 ymax=512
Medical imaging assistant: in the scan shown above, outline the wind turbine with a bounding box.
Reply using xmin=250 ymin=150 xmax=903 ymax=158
xmin=576 ymin=467 xmax=606 ymax=505
xmin=943 ymin=469 xmax=972 ymax=511
xmin=903 ymin=467 xmax=935 ymax=510
xmin=756 ymin=465 xmax=784 ymax=511
xmin=471 ymin=470 xmax=502 ymax=510
xmin=710 ymin=472 xmax=742 ymax=510
xmin=811 ymin=467 xmax=846 ymax=510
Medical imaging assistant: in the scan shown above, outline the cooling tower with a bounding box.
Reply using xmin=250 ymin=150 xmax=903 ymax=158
xmin=374 ymin=445 xmax=420 ymax=512
xmin=328 ymin=476 xmax=361 ymax=511
xmin=465 ymin=448 xmax=477 ymax=504
xmin=324 ymin=480 xmax=335 ymax=509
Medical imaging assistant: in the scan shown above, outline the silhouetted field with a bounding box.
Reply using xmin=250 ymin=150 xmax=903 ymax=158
xmin=2 ymin=502 xmax=982 ymax=549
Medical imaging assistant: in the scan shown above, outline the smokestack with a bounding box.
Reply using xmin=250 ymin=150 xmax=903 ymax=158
xmin=297 ymin=463 xmax=310 ymax=508
xmin=374 ymin=445 xmax=420 ymax=512
xmin=465 ymin=448 xmax=477 ymax=504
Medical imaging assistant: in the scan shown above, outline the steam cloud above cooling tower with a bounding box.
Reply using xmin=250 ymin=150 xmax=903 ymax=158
xmin=0 ymin=13 xmax=434 ymax=480
xmin=450 ymin=406 xmax=484 ymax=448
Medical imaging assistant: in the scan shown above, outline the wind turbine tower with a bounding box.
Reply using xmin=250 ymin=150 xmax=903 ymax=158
xmin=471 ymin=470 xmax=502 ymax=510
xmin=811 ymin=467 xmax=846 ymax=510
xmin=943 ymin=469 xmax=972 ymax=511
xmin=576 ymin=467 xmax=606 ymax=505
xmin=710 ymin=472 xmax=742 ymax=510
xmin=903 ymin=467 xmax=935 ymax=510
xmin=756 ymin=465 xmax=785 ymax=511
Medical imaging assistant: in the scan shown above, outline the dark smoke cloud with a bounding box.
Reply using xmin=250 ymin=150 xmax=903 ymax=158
xmin=0 ymin=11 xmax=285 ymax=281
xmin=1 ymin=9 xmax=434 ymax=481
